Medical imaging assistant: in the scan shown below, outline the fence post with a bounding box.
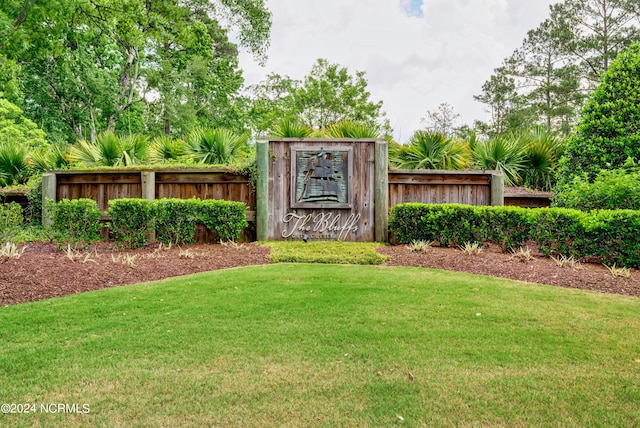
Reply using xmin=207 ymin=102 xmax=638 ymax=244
xmin=375 ymin=139 xmax=389 ymax=242
xmin=256 ymin=140 xmax=269 ymax=241
xmin=41 ymin=173 xmax=56 ymax=227
xmin=490 ymin=172 xmax=504 ymax=206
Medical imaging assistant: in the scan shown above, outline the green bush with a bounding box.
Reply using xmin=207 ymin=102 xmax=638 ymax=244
xmin=553 ymin=169 xmax=640 ymax=210
xmin=51 ymin=198 xmax=102 ymax=247
xmin=0 ymin=202 xmax=23 ymax=242
xmin=152 ymin=198 xmax=200 ymax=245
xmin=25 ymin=175 xmax=43 ymax=225
xmin=108 ymin=198 xmax=153 ymax=248
xmin=198 ymin=199 xmax=248 ymax=241
xmin=389 ymin=203 xmax=640 ymax=268
xmin=557 ymin=41 xmax=640 ymax=185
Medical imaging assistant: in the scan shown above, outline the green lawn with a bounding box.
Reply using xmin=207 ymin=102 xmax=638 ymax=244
xmin=1 ymin=264 xmax=639 ymax=427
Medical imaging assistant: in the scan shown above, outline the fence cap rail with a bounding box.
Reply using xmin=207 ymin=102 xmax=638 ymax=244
xmin=47 ymin=166 xmax=245 ymax=175
xmin=389 ymin=168 xmax=503 ymax=176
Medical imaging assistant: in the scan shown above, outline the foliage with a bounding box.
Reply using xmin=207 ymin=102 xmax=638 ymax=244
xmin=471 ymin=135 xmax=526 ymax=186
xmin=108 ymin=199 xmax=153 ymax=248
xmin=270 ymin=118 xmax=313 ymax=138
xmin=246 ymin=59 xmax=387 ymax=135
xmin=198 ymin=199 xmax=248 ymax=242
xmin=25 ymin=175 xmax=43 ymax=225
xmin=553 ymin=168 xmax=640 ymax=210
xmin=325 ymin=119 xmax=381 ymax=139
xmin=0 ymin=0 xmax=271 ymax=141
xmin=152 ymin=198 xmax=200 ymax=245
xmin=389 ymin=203 xmax=640 ymax=267
xmin=391 ymin=131 xmax=470 ymax=170
xmin=476 ymin=0 xmax=640 ymax=136
xmin=0 ymin=139 xmax=29 ymax=186
xmin=148 ymin=136 xmax=187 ymax=164
xmin=0 ymin=97 xmax=47 ymax=148
xmin=519 ymin=127 xmax=566 ymax=191
xmin=557 ymin=41 xmax=640 ymax=185
xmin=0 ymin=201 xmax=22 ymax=242
xmin=261 ymin=241 xmax=388 ymax=265
xmin=419 ymin=102 xmax=461 ymax=136
xmin=186 ymin=128 xmax=250 ymax=165
xmin=51 ymin=198 xmax=102 ymax=248
xmin=68 ymin=131 xmax=150 ymax=167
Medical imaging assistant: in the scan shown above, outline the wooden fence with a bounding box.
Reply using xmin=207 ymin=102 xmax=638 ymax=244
xmin=388 ymin=169 xmax=504 ymax=207
xmin=35 ymin=167 xmax=509 ymax=243
xmin=42 ymin=168 xmax=256 ymax=241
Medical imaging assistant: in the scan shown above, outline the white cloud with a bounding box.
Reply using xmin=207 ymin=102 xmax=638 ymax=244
xmin=238 ymin=0 xmax=555 ymax=142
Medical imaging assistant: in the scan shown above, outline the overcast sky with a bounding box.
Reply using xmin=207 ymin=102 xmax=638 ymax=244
xmin=237 ymin=0 xmax=556 ymax=142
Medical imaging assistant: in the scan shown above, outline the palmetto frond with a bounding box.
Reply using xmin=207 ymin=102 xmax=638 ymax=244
xmin=186 ymin=128 xmax=249 ymax=165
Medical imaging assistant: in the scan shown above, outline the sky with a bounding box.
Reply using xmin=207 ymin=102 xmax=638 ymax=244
xmin=237 ymin=0 xmax=557 ymax=142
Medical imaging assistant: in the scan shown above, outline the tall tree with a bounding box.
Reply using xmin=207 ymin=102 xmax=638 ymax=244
xmin=0 ymin=0 xmax=271 ymax=142
xmin=246 ymin=59 xmax=387 ymax=135
xmin=419 ymin=102 xmax=461 ymax=137
xmin=557 ymin=41 xmax=640 ymax=185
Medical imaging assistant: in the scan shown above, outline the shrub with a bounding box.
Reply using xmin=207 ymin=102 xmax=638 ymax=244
xmin=108 ymin=198 xmax=153 ymax=248
xmin=51 ymin=198 xmax=102 ymax=248
xmin=198 ymin=199 xmax=248 ymax=242
xmin=25 ymin=175 xmax=43 ymax=225
xmin=557 ymin=41 xmax=640 ymax=185
xmin=0 ymin=202 xmax=23 ymax=242
xmin=152 ymin=198 xmax=200 ymax=245
xmin=389 ymin=203 xmax=640 ymax=268
xmin=553 ymin=169 xmax=640 ymax=210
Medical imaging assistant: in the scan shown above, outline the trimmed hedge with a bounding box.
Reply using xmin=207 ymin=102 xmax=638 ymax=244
xmin=198 ymin=199 xmax=248 ymax=242
xmin=553 ymin=169 xmax=640 ymax=211
xmin=51 ymin=198 xmax=102 ymax=248
xmin=152 ymin=198 xmax=200 ymax=245
xmin=389 ymin=203 xmax=640 ymax=268
xmin=108 ymin=198 xmax=154 ymax=248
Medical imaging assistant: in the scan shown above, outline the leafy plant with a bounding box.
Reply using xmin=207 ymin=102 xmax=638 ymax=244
xmin=325 ymin=119 xmax=381 ymax=138
xmin=51 ymin=198 xmax=102 ymax=248
xmin=152 ymin=198 xmax=200 ymax=245
xmin=553 ymin=168 xmax=640 ymax=210
xmin=460 ymin=241 xmax=483 ymax=255
xmin=471 ymin=134 xmax=526 ymax=186
xmin=0 ymin=202 xmax=23 ymax=242
xmin=604 ymin=264 xmax=632 ymax=279
xmin=108 ymin=199 xmax=153 ymax=248
xmin=148 ymin=136 xmax=187 ymax=163
xmin=270 ymin=118 xmax=312 ymax=138
xmin=0 ymin=242 xmax=26 ymax=259
xmin=510 ymin=246 xmax=533 ymax=263
xmin=198 ymin=199 xmax=248 ymax=242
xmin=186 ymin=128 xmax=249 ymax=165
xmin=551 ymin=254 xmax=582 ymax=269
xmin=0 ymin=140 xmax=30 ymax=186
xmin=407 ymin=240 xmax=433 ymax=252
xmin=391 ymin=131 xmax=470 ymax=170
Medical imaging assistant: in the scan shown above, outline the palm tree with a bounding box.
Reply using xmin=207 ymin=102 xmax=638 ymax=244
xmin=27 ymin=143 xmax=71 ymax=173
xmin=325 ymin=119 xmax=381 ymax=138
xmin=0 ymin=140 xmax=30 ymax=186
xmin=391 ymin=131 xmax=470 ymax=170
xmin=270 ymin=118 xmax=312 ymax=138
xmin=471 ymin=135 xmax=526 ymax=186
xmin=186 ymin=128 xmax=249 ymax=165
xmin=67 ymin=132 xmax=150 ymax=167
xmin=148 ymin=136 xmax=187 ymax=163
xmin=520 ymin=127 xmax=566 ymax=191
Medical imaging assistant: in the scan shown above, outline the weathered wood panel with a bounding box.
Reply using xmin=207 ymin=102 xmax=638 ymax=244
xmin=388 ymin=169 xmax=499 ymax=207
xmin=48 ymin=168 xmax=255 ymax=242
xmin=267 ymin=139 xmax=378 ymax=241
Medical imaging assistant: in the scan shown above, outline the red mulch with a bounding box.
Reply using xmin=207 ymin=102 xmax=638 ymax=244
xmin=1 ymin=242 xmax=639 ymax=306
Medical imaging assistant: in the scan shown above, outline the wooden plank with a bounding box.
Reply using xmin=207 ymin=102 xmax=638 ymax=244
xmin=374 ymin=140 xmax=388 ymax=242
xmin=56 ymin=173 xmax=141 ymax=185
xmin=155 ymin=172 xmax=250 ymax=184
xmin=256 ymin=140 xmax=269 ymax=241
xmin=388 ymin=173 xmax=491 ymax=185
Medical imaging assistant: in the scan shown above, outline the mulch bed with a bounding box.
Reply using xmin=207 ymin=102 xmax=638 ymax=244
xmin=1 ymin=242 xmax=639 ymax=306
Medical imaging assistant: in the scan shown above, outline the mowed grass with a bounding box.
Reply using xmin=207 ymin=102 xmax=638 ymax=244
xmin=1 ymin=264 xmax=640 ymax=427
xmin=261 ymin=240 xmax=389 ymax=264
